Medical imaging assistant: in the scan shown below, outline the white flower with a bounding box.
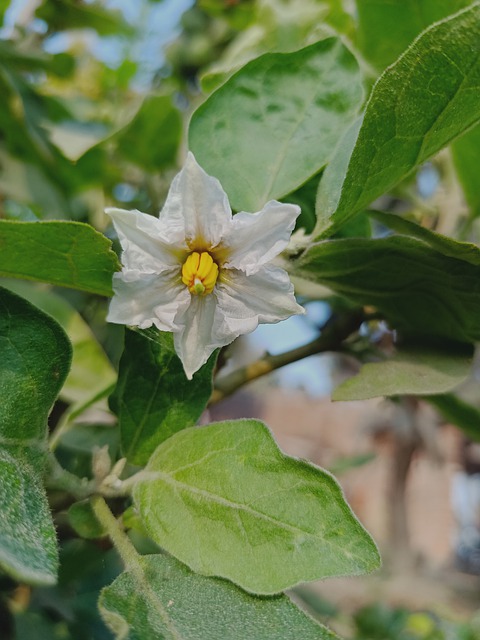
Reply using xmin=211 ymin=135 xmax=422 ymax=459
xmin=107 ymin=152 xmax=304 ymax=379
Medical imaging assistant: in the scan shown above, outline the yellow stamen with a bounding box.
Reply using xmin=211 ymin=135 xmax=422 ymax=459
xmin=181 ymin=251 xmax=219 ymax=295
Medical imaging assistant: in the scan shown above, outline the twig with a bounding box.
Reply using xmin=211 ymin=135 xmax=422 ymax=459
xmin=211 ymin=309 xmax=365 ymax=404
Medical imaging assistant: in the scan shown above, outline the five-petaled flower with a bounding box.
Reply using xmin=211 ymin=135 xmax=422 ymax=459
xmin=107 ymin=152 xmax=304 ymax=379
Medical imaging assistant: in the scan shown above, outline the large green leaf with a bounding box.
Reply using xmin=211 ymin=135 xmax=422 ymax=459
xmin=451 ymin=123 xmax=480 ymax=218
xmin=99 ymin=554 xmax=339 ymax=640
xmin=333 ymin=345 xmax=473 ymax=401
xmin=0 ymin=286 xmax=71 ymax=464
xmin=190 ymin=38 xmax=363 ymax=212
xmin=356 ymin=0 xmax=473 ymax=69
xmin=134 ymin=420 xmax=380 ymax=595
xmin=111 ymin=329 xmax=217 ymax=466
xmin=0 ymin=220 xmax=119 ymax=295
xmin=0 ymin=450 xmax=58 ymax=585
xmin=295 ymin=236 xmax=480 ymax=343
xmin=315 ymin=3 xmax=480 ymax=237
xmin=3 ymin=280 xmax=116 ymax=405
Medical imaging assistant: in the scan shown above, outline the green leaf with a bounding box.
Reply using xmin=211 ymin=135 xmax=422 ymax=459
xmin=296 ymin=236 xmax=480 ymax=343
xmin=116 ymin=95 xmax=182 ymax=171
xmin=0 ymin=220 xmax=119 ymax=295
xmin=426 ymin=393 xmax=480 ymax=441
xmin=3 ymin=279 xmax=116 ymax=405
xmin=99 ymin=554 xmax=339 ymax=640
xmin=356 ymin=0 xmax=473 ymax=69
xmin=111 ymin=329 xmax=217 ymax=466
xmin=190 ymin=38 xmax=363 ymax=212
xmin=368 ymin=211 xmax=480 ymax=265
xmin=36 ymin=0 xmax=130 ymax=35
xmin=0 ymin=450 xmax=58 ymax=585
xmin=134 ymin=420 xmax=380 ymax=595
xmin=0 ymin=286 xmax=71 ymax=465
xmin=333 ymin=344 xmax=473 ymax=401
xmin=68 ymin=500 xmax=107 ymax=540
xmin=315 ymin=3 xmax=480 ymax=237
xmin=451 ymin=123 xmax=480 ymax=218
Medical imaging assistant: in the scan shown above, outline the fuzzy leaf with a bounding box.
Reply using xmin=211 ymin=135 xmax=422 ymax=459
xmin=99 ymin=554 xmax=339 ymax=640
xmin=0 ymin=451 xmax=58 ymax=585
xmin=134 ymin=420 xmax=380 ymax=595
xmin=0 ymin=286 xmax=71 ymax=464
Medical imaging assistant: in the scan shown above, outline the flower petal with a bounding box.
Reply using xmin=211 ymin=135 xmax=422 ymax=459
xmin=214 ymin=265 xmax=305 ymax=340
xmin=174 ymin=294 xmax=223 ymax=380
xmin=107 ymin=208 xmax=185 ymax=271
xmin=107 ymin=269 xmax=190 ymax=332
xmin=223 ymin=201 xmax=301 ymax=276
xmin=161 ymin=152 xmax=231 ymax=250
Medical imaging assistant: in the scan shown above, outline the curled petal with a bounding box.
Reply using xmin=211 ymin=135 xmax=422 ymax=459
xmin=107 ymin=269 xmax=190 ymax=332
xmin=161 ymin=152 xmax=231 ymax=250
xmin=107 ymin=208 xmax=186 ymax=271
xmin=223 ymin=201 xmax=301 ymax=276
xmin=214 ymin=265 xmax=305 ymax=342
xmin=174 ymin=294 xmax=223 ymax=380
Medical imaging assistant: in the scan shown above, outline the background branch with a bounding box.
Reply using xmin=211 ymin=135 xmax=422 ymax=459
xmin=211 ymin=309 xmax=365 ymax=403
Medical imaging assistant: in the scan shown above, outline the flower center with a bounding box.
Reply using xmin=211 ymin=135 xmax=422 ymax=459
xmin=181 ymin=251 xmax=219 ymax=295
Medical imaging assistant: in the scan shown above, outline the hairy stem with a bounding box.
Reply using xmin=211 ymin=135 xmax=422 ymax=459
xmin=211 ymin=309 xmax=365 ymax=403
xmin=90 ymin=495 xmax=139 ymax=570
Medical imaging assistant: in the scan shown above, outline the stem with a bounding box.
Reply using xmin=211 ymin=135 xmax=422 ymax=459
xmin=46 ymin=453 xmax=95 ymax=499
xmin=49 ymin=383 xmax=115 ymax=451
xmin=211 ymin=309 xmax=365 ymax=403
xmin=90 ymin=496 xmax=139 ymax=570
xmin=90 ymin=496 xmax=183 ymax=639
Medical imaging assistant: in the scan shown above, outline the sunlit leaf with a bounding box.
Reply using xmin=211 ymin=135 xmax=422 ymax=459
xmin=134 ymin=420 xmax=380 ymax=595
xmin=315 ymin=3 xmax=480 ymax=236
xmin=190 ymin=38 xmax=363 ymax=212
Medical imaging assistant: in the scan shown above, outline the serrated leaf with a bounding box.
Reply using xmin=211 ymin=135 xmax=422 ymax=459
xmin=0 ymin=220 xmax=119 ymax=295
xmin=99 ymin=554 xmax=340 ymax=640
xmin=296 ymin=236 xmax=480 ymax=343
xmin=111 ymin=329 xmax=217 ymax=466
xmin=0 ymin=451 xmax=58 ymax=585
xmin=315 ymin=3 xmax=480 ymax=237
xmin=369 ymin=211 xmax=480 ymax=265
xmin=0 ymin=286 xmax=71 ymax=464
xmin=134 ymin=420 xmax=380 ymax=595
xmin=190 ymin=38 xmax=363 ymax=212
xmin=451 ymin=123 xmax=480 ymax=218
xmin=333 ymin=344 xmax=473 ymax=401
xmin=356 ymin=0 xmax=472 ymax=69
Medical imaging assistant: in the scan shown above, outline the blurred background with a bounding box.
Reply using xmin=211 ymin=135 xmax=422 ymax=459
xmin=1 ymin=1 xmax=480 ymax=638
